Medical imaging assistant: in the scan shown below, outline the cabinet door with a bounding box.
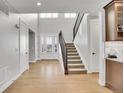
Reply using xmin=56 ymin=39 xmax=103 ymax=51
xmin=115 ymin=3 xmax=123 ymax=40
xmin=105 ymin=4 xmax=116 ymax=41
xmin=105 ymin=1 xmax=123 ymax=41
xmin=106 ymin=59 xmax=123 ymax=93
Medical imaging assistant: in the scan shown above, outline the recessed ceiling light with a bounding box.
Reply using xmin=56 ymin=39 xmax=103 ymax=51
xmin=37 ymin=2 xmax=41 ymax=6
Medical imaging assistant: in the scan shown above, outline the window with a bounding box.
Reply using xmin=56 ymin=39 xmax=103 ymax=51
xmin=41 ymin=36 xmax=58 ymax=53
xmin=40 ymin=13 xmax=59 ymax=18
xmin=40 ymin=13 xmax=46 ymax=18
xmin=41 ymin=37 xmax=44 ymax=44
xmin=52 ymin=13 xmax=59 ymax=18
xmin=46 ymin=36 xmax=52 ymax=45
xmin=64 ymin=13 xmax=77 ymax=18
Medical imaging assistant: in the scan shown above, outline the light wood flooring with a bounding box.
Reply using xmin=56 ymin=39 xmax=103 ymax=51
xmin=3 ymin=60 xmax=113 ymax=93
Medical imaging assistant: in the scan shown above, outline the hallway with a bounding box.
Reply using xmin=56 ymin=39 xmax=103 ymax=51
xmin=3 ymin=60 xmax=113 ymax=93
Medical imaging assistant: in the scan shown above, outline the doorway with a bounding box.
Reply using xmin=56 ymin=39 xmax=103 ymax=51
xmin=29 ymin=29 xmax=35 ymax=63
xmin=40 ymin=34 xmax=58 ymax=59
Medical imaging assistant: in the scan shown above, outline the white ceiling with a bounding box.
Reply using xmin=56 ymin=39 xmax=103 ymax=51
xmin=6 ymin=0 xmax=104 ymax=13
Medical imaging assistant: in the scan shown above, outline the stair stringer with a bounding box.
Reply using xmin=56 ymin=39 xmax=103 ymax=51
xmin=73 ymin=44 xmax=89 ymax=72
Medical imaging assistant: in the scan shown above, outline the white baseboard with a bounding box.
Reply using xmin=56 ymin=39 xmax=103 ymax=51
xmin=0 ymin=80 xmax=13 ymax=93
xmin=87 ymin=70 xmax=99 ymax=74
xmin=36 ymin=58 xmax=41 ymax=61
xmin=87 ymin=70 xmax=92 ymax=73
xmin=99 ymin=79 xmax=105 ymax=86
xmin=12 ymin=73 xmax=22 ymax=81
xmin=0 ymin=66 xmax=29 ymax=93
xmin=29 ymin=60 xmax=36 ymax=63
xmin=0 ymin=73 xmax=22 ymax=93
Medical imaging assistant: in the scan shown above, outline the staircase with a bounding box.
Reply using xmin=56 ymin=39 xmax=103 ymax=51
xmin=66 ymin=43 xmax=87 ymax=74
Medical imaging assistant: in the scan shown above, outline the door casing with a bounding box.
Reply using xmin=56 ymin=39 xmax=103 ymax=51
xmin=19 ymin=19 xmax=29 ymax=74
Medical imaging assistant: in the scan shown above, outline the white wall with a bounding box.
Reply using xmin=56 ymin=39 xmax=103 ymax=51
xmin=101 ymin=0 xmax=112 ymax=7
xmin=58 ymin=44 xmax=64 ymax=73
xmin=38 ymin=13 xmax=76 ymax=60
xmin=74 ymin=14 xmax=90 ymax=70
xmin=19 ymin=14 xmax=38 ymax=61
xmin=73 ymin=12 xmax=106 ymax=86
xmin=0 ymin=11 xmax=20 ymax=91
xmin=74 ymin=14 xmax=100 ymax=73
xmin=39 ymin=14 xmax=76 ymax=43
xmin=19 ymin=14 xmax=38 ymax=32
xmin=0 ymin=12 xmax=39 ymax=92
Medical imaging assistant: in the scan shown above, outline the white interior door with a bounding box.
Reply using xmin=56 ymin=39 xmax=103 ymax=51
xmin=89 ymin=19 xmax=100 ymax=73
xmin=19 ymin=20 xmax=29 ymax=73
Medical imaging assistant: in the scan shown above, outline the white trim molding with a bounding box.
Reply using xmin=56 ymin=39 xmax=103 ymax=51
xmin=0 ymin=80 xmax=13 ymax=93
xmin=0 ymin=72 xmax=22 ymax=93
xmin=29 ymin=60 xmax=36 ymax=63
xmin=99 ymin=79 xmax=105 ymax=86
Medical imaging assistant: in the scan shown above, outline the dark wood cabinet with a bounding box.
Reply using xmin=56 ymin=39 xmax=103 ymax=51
xmin=106 ymin=59 xmax=123 ymax=93
xmin=104 ymin=0 xmax=123 ymax=41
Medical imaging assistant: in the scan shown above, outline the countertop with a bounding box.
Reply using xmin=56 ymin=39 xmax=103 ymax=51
xmin=106 ymin=58 xmax=123 ymax=63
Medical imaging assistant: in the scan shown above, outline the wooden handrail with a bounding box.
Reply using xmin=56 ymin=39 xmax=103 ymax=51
xmin=59 ymin=31 xmax=68 ymax=74
xmin=73 ymin=13 xmax=84 ymax=41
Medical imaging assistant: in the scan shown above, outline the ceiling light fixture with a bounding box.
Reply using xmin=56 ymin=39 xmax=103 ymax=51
xmin=37 ymin=2 xmax=41 ymax=6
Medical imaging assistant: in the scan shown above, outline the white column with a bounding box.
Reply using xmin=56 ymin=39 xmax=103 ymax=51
xmin=99 ymin=9 xmax=106 ymax=86
xmin=37 ymin=14 xmax=41 ymax=60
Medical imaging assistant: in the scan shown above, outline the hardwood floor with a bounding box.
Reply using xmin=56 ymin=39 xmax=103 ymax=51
xmin=3 ymin=60 xmax=113 ymax=93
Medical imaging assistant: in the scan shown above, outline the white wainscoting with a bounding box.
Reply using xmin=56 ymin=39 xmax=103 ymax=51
xmin=0 ymin=66 xmax=8 ymax=86
xmin=0 ymin=66 xmax=22 ymax=93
